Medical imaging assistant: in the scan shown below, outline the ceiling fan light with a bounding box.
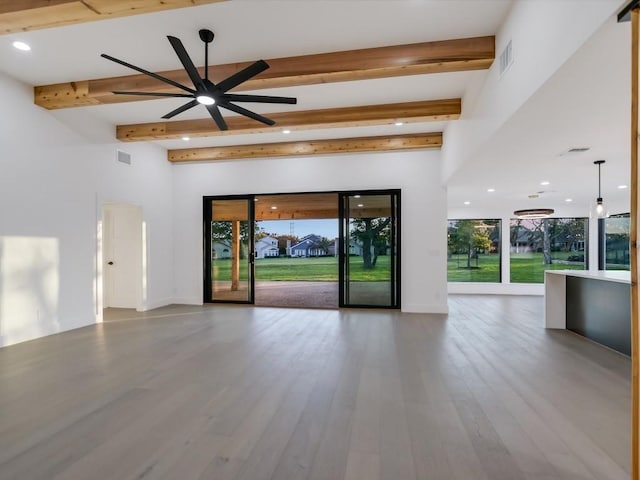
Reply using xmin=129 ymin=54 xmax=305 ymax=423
xmin=196 ymin=95 xmax=215 ymax=105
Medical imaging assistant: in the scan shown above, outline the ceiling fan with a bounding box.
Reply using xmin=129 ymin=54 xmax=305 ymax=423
xmin=101 ymin=29 xmax=297 ymax=131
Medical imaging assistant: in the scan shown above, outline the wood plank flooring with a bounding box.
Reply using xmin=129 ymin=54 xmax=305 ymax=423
xmin=0 ymin=295 xmax=631 ymax=480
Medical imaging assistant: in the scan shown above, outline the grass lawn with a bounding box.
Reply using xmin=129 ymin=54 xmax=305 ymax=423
xmin=509 ymin=252 xmax=584 ymax=283
xmin=448 ymin=254 xmax=500 ymax=282
xmin=448 ymin=252 xmax=586 ymax=283
xmin=213 ymin=255 xmax=391 ymax=282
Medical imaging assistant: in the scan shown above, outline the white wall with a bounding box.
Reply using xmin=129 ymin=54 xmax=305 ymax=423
xmin=443 ymin=0 xmax=626 ymax=184
xmin=0 ymin=72 xmax=173 ymax=347
xmin=172 ymin=150 xmax=448 ymax=313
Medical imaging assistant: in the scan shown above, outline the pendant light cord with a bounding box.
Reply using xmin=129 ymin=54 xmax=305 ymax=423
xmin=594 ymin=160 xmax=605 ymax=202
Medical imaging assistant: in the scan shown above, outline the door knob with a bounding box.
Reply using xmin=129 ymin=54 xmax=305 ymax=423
xmin=108 ymin=261 xmax=114 ymax=265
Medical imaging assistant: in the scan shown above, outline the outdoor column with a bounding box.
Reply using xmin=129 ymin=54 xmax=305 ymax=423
xmin=231 ymin=220 xmax=240 ymax=291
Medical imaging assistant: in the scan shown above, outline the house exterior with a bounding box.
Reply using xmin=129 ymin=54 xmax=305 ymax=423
xmin=255 ymin=236 xmax=279 ymax=259
xmin=290 ymin=234 xmax=329 ymax=257
xmin=212 ymin=242 xmax=231 ymax=259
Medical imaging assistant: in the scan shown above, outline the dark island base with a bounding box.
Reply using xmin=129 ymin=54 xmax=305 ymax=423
xmin=566 ymin=276 xmax=631 ymax=356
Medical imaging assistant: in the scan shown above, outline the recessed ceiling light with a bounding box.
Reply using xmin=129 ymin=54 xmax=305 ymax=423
xmin=357 ymin=203 xmax=364 ymax=207
xmin=12 ymin=41 xmax=31 ymax=51
xmin=540 ymin=181 xmax=550 ymax=186
xmin=196 ymin=95 xmax=215 ymax=105
xmin=487 ymin=188 xmax=495 ymax=193
xmin=464 ymin=201 xmax=471 ymax=205
xmin=618 ymin=184 xmax=628 ymax=189
xmin=181 ymin=136 xmax=190 ymax=141
xmin=394 ymin=122 xmax=404 ymax=126
xmin=271 ymin=206 xmax=277 ymax=210
xmin=565 ymin=198 xmax=573 ymax=202
xmin=282 ymin=129 xmax=291 ymax=134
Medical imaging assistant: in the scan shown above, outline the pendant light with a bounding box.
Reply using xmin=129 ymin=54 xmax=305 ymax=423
xmin=594 ymin=160 xmax=606 ymax=218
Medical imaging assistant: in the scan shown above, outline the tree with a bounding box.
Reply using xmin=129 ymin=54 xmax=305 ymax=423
xmin=314 ymin=236 xmax=333 ymax=256
xmin=449 ymin=220 xmax=475 ymax=268
xmin=350 ymin=217 xmax=390 ymax=269
xmin=448 ymin=220 xmax=494 ymax=268
xmin=542 ymin=219 xmax=552 ymax=265
xmin=276 ymin=234 xmax=299 ymax=256
xmin=211 ymin=221 xmax=251 ymax=259
xmin=472 ymin=230 xmax=492 ymax=255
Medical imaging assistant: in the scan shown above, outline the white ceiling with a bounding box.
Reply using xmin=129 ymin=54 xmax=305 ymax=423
xmin=447 ymin=15 xmax=631 ymax=215
xmin=1 ymin=0 xmax=632 ymax=215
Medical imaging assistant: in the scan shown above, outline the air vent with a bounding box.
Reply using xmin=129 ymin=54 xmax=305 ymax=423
xmin=499 ymin=40 xmax=513 ymax=76
xmin=117 ymin=150 xmax=131 ymax=165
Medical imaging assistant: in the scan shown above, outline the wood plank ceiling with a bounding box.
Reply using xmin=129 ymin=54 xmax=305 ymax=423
xmin=0 ymin=0 xmax=228 ymax=34
xmin=3 ymin=1 xmax=495 ymax=161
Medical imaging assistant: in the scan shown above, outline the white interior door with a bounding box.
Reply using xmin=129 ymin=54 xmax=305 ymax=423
xmin=103 ymin=204 xmax=142 ymax=309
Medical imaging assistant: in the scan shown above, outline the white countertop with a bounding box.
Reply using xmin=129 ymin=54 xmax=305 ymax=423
xmin=545 ymin=269 xmax=631 ymax=284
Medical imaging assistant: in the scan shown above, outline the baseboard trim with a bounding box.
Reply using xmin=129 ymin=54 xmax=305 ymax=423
xmin=402 ymin=303 xmax=449 ymax=314
xmin=141 ymin=298 xmax=174 ymax=311
xmin=171 ymin=297 xmax=203 ymax=306
xmin=448 ymin=283 xmax=544 ymax=295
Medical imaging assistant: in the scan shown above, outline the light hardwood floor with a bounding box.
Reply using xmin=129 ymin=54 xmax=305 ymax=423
xmin=0 ymin=295 xmax=630 ymax=480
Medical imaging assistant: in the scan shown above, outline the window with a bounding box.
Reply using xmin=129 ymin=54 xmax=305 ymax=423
xmin=605 ymin=213 xmax=630 ymax=271
xmin=447 ymin=219 xmax=501 ymax=282
xmin=509 ymin=217 xmax=588 ymax=283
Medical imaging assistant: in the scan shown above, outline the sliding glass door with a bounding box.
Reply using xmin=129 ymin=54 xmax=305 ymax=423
xmin=339 ymin=191 xmax=400 ymax=308
xmin=203 ymin=196 xmax=254 ymax=303
xmin=203 ymin=190 xmax=400 ymax=308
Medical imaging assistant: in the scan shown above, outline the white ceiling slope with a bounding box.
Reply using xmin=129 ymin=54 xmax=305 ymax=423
xmin=447 ymin=12 xmax=631 ymax=217
xmin=0 ymin=0 xmax=633 ymax=217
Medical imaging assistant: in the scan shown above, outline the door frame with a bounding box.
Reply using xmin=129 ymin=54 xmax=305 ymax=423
xmin=202 ymin=189 xmax=400 ymax=309
xmin=100 ymin=202 xmax=144 ymax=313
xmin=203 ymin=194 xmax=255 ymax=304
xmin=338 ymin=189 xmax=401 ymax=309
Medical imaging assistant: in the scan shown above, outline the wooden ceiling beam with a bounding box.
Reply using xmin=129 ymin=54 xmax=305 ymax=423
xmin=168 ymin=133 xmax=442 ymax=163
xmin=0 ymin=1 xmax=227 ymax=35
xmin=117 ymin=99 xmax=461 ymax=141
xmin=34 ymin=36 xmax=494 ymax=110
xmin=254 ymin=209 xmax=341 ymax=221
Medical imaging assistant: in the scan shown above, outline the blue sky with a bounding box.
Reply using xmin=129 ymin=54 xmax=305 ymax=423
xmin=257 ymin=219 xmax=338 ymax=239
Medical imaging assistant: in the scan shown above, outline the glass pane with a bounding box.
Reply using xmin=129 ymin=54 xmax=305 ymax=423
xmin=210 ymin=199 xmax=252 ymax=302
xmin=509 ymin=217 xmax=588 ymax=283
xmin=605 ymin=214 xmax=630 ymax=270
xmin=447 ymin=219 xmax=501 ymax=282
xmin=344 ymin=194 xmax=394 ymax=306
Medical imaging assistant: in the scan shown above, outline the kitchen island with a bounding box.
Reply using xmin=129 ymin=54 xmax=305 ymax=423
xmin=544 ymin=270 xmax=631 ymax=355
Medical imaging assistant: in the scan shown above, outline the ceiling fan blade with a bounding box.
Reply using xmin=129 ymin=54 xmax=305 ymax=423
xmin=167 ymin=36 xmax=206 ymax=91
xmin=113 ymin=91 xmax=194 ymax=98
xmin=206 ymin=104 xmax=228 ymax=131
xmin=222 ymin=93 xmax=297 ymax=105
xmin=162 ymin=99 xmax=199 ymax=119
xmin=101 ymin=53 xmax=195 ymax=94
xmin=220 ymin=101 xmax=275 ymax=126
xmin=217 ymin=60 xmax=269 ymax=93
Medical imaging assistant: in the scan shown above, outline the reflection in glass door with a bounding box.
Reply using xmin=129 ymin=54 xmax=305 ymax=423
xmin=340 ymin=191 xmax=399 ymax=308
xmin=204 ymin=197 xmax=254 ymax=303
